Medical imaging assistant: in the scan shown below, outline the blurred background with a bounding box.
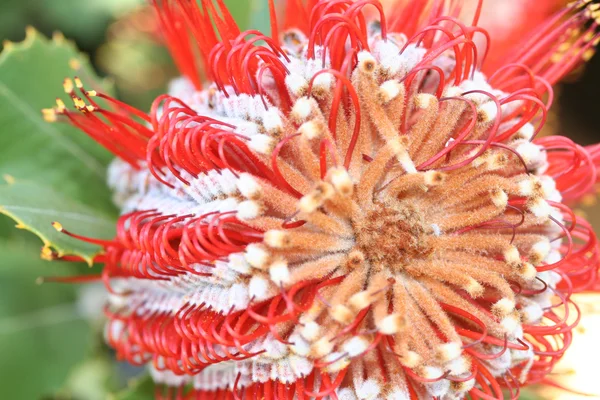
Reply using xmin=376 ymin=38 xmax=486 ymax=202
xmin=0 ymin=0 xmax=599 ymax=398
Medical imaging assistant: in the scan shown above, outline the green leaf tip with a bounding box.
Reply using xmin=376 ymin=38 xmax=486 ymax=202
xmin=0 ymin=181 xmax=116 ymax=265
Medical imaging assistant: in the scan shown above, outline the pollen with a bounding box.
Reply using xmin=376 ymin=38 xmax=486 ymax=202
xmin=40 ymin=246 xmax=54 ymax=261
xmin=41 ymin=108 xmax=57 ymax=122
xmin=68 ymin=58 xmax=81 ymax=70
xmin=55 ymin=98 xmax=66 ymax=112
xmin=63 ymin=78 xmax=74 ymax=94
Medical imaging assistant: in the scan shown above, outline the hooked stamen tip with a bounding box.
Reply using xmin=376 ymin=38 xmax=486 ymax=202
xmin=51 ymin=221 xmax=64 ymax=232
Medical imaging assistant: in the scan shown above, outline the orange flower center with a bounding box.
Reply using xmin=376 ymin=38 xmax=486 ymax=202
xmin=354 ymin=204 xmax=433 ymax=271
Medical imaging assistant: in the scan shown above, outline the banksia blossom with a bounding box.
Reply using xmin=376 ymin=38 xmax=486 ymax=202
xmin=43 ymin=0 xmax=600 ymax=398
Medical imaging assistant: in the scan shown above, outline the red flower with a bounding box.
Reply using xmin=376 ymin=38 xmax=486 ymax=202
xmin=454 ymin=0 xmax=567 ymax=73
xmin=44 ymin=0 xmax=600 ymax=398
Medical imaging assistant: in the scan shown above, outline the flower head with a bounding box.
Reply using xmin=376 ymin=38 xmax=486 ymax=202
xmin=44 ymin=0 xmax=600 ymax=398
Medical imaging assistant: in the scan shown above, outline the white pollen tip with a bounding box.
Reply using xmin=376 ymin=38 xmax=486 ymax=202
xmin=379 ymin=80 xmax=403 ymax=104
xmin=528 ymin=197 xmax=552 ymax=219
xmin=492 ymin=298 xmax=516 ymax=317
xmin=327 ymin=167 xmax=354 ymax=196
xmin=521 ymin=303 xmax=544 ymax=324
xmin=517 ymin=123 xmax=535 ymax=140
xmin=518 ymin=177 xmax=537 ymax=196
xmin=500 ymin=313 xmax=521 ymax=335
xmin=264 ymin=230 xmax=290 ymax=248
xmin=515 ymin=141 xmax=544 ymax=166
xmin=415 ymin=93 xmax=436 ymax=109
xmin=229 ymin=253 xmax=251 ymax=274
xmin=312 ymin=336 xmax=335 ymax=358
xmin=421 ymin=366 xmax=443 ymax=380
xmin=356 ymin=379 xmax=381 ymax=399
xmin=491 ymin=189 xmax=508 ymax=208
xmin=249 ymin=134 xmax=275 ymax=155
xmin=451 ymin=378 xmax=476 ymax=393
xmin=249 ymin=275 xmax=272 ymax=301
xmin=444 ymin=86 xmax=463 ymax=98
xmin=349 ymin=291 xmax=372 ymax=312
xmin=289 ymin=334 xmax=310 ymax=356
xmin=312 ymin=72 xmax=333 ymax=91
xmin=530 ymin=240 xmax=551 ymax=265
xmin=245 ymin=244 xmax=270 ymax=269
xmin=357 ymin=51 xmax=377 ymax=72
xmin=299 ymin=193 xmax=322 ymax=214
xmin=424 ymin=170 xmax=445 ymax=186
xmin=330 ymin=304 xmax=355 ymax=324
xmin=504 ymin=246 xmax=521 ymax=267
xmin=298 ymin=183 xmax=335 ymax=214
xmin=299 ymin=120 xmax=323 ymax=140
xmin=237 ymin=173 xmax=262 ymax=199
xmin=291 ymin=97 xmax=313 ymax=122
xmin=337 ymin=389 xmax=357 ymax=400
xmin=228 ymin=283 xmax=250 ymax=309
xmin=519 ymin=262 xmax=538 ymax=282
xmin=377 ymin=313 xmax=405 ymax=335
xmin=323 ymin=353 xmax=351 ymax=373
xmin=436 ymin=342 xmax=462 ymax=363
xmin=269 ymin=259 xmax=290 ymax=285
xmin=446 ymin=356 xmax=471 ymax=376
xmin=237 ymin=200 xmax=262 ymax=220
xmin=540 ymin=176 xmax=559 ymax=200
xmin=286 ymin=73 xmax=308 ymax=97
xmin=401 ymin=351 xmax=421 ymax=368
xmin=301 ymin=321 xmax=321 ymax=342
xmin=262 ymin=108 xmax=283 ymax=134
xmin=478 ymin=101 xmax=499 ymax=123
xmin=465 ymin=278 xmax=484 ymax=298
xmin=343 ymin=336 xmax=370 ymax=357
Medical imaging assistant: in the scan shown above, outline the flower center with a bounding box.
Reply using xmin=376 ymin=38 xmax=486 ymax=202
xmin=354 ymin=202 xmax=433 ymax=272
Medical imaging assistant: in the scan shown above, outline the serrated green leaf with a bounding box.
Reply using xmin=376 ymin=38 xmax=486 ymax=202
xmin=0 ymin=27 xmax=116 ymax=215
xmin=110 ymin=374 xmax=155 ymax=400
xmin=0 ymin=237 xmax=91 ymax=399
xmin=0 ymin=180 xmax=115 ymax=263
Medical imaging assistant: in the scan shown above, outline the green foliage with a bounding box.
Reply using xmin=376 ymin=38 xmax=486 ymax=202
xmin=0 ymin=180 xmax=116 ymax=264
xmin=0 ymin=0 xmax=143 ymax=50
xmin=110 ymin=375 xmax=155 ymax=400
xmin=63 ymin=356 xmax=121 ymax=400
xmin=37 ymin=0 xmax=143 ymax=48
xmin=0 ymin=28 xmax=116 ymax=215
xmin=0 ymin=26 xmax=118 ymax=397
xmin=0 ymin=237 xmax=91 ymax=399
